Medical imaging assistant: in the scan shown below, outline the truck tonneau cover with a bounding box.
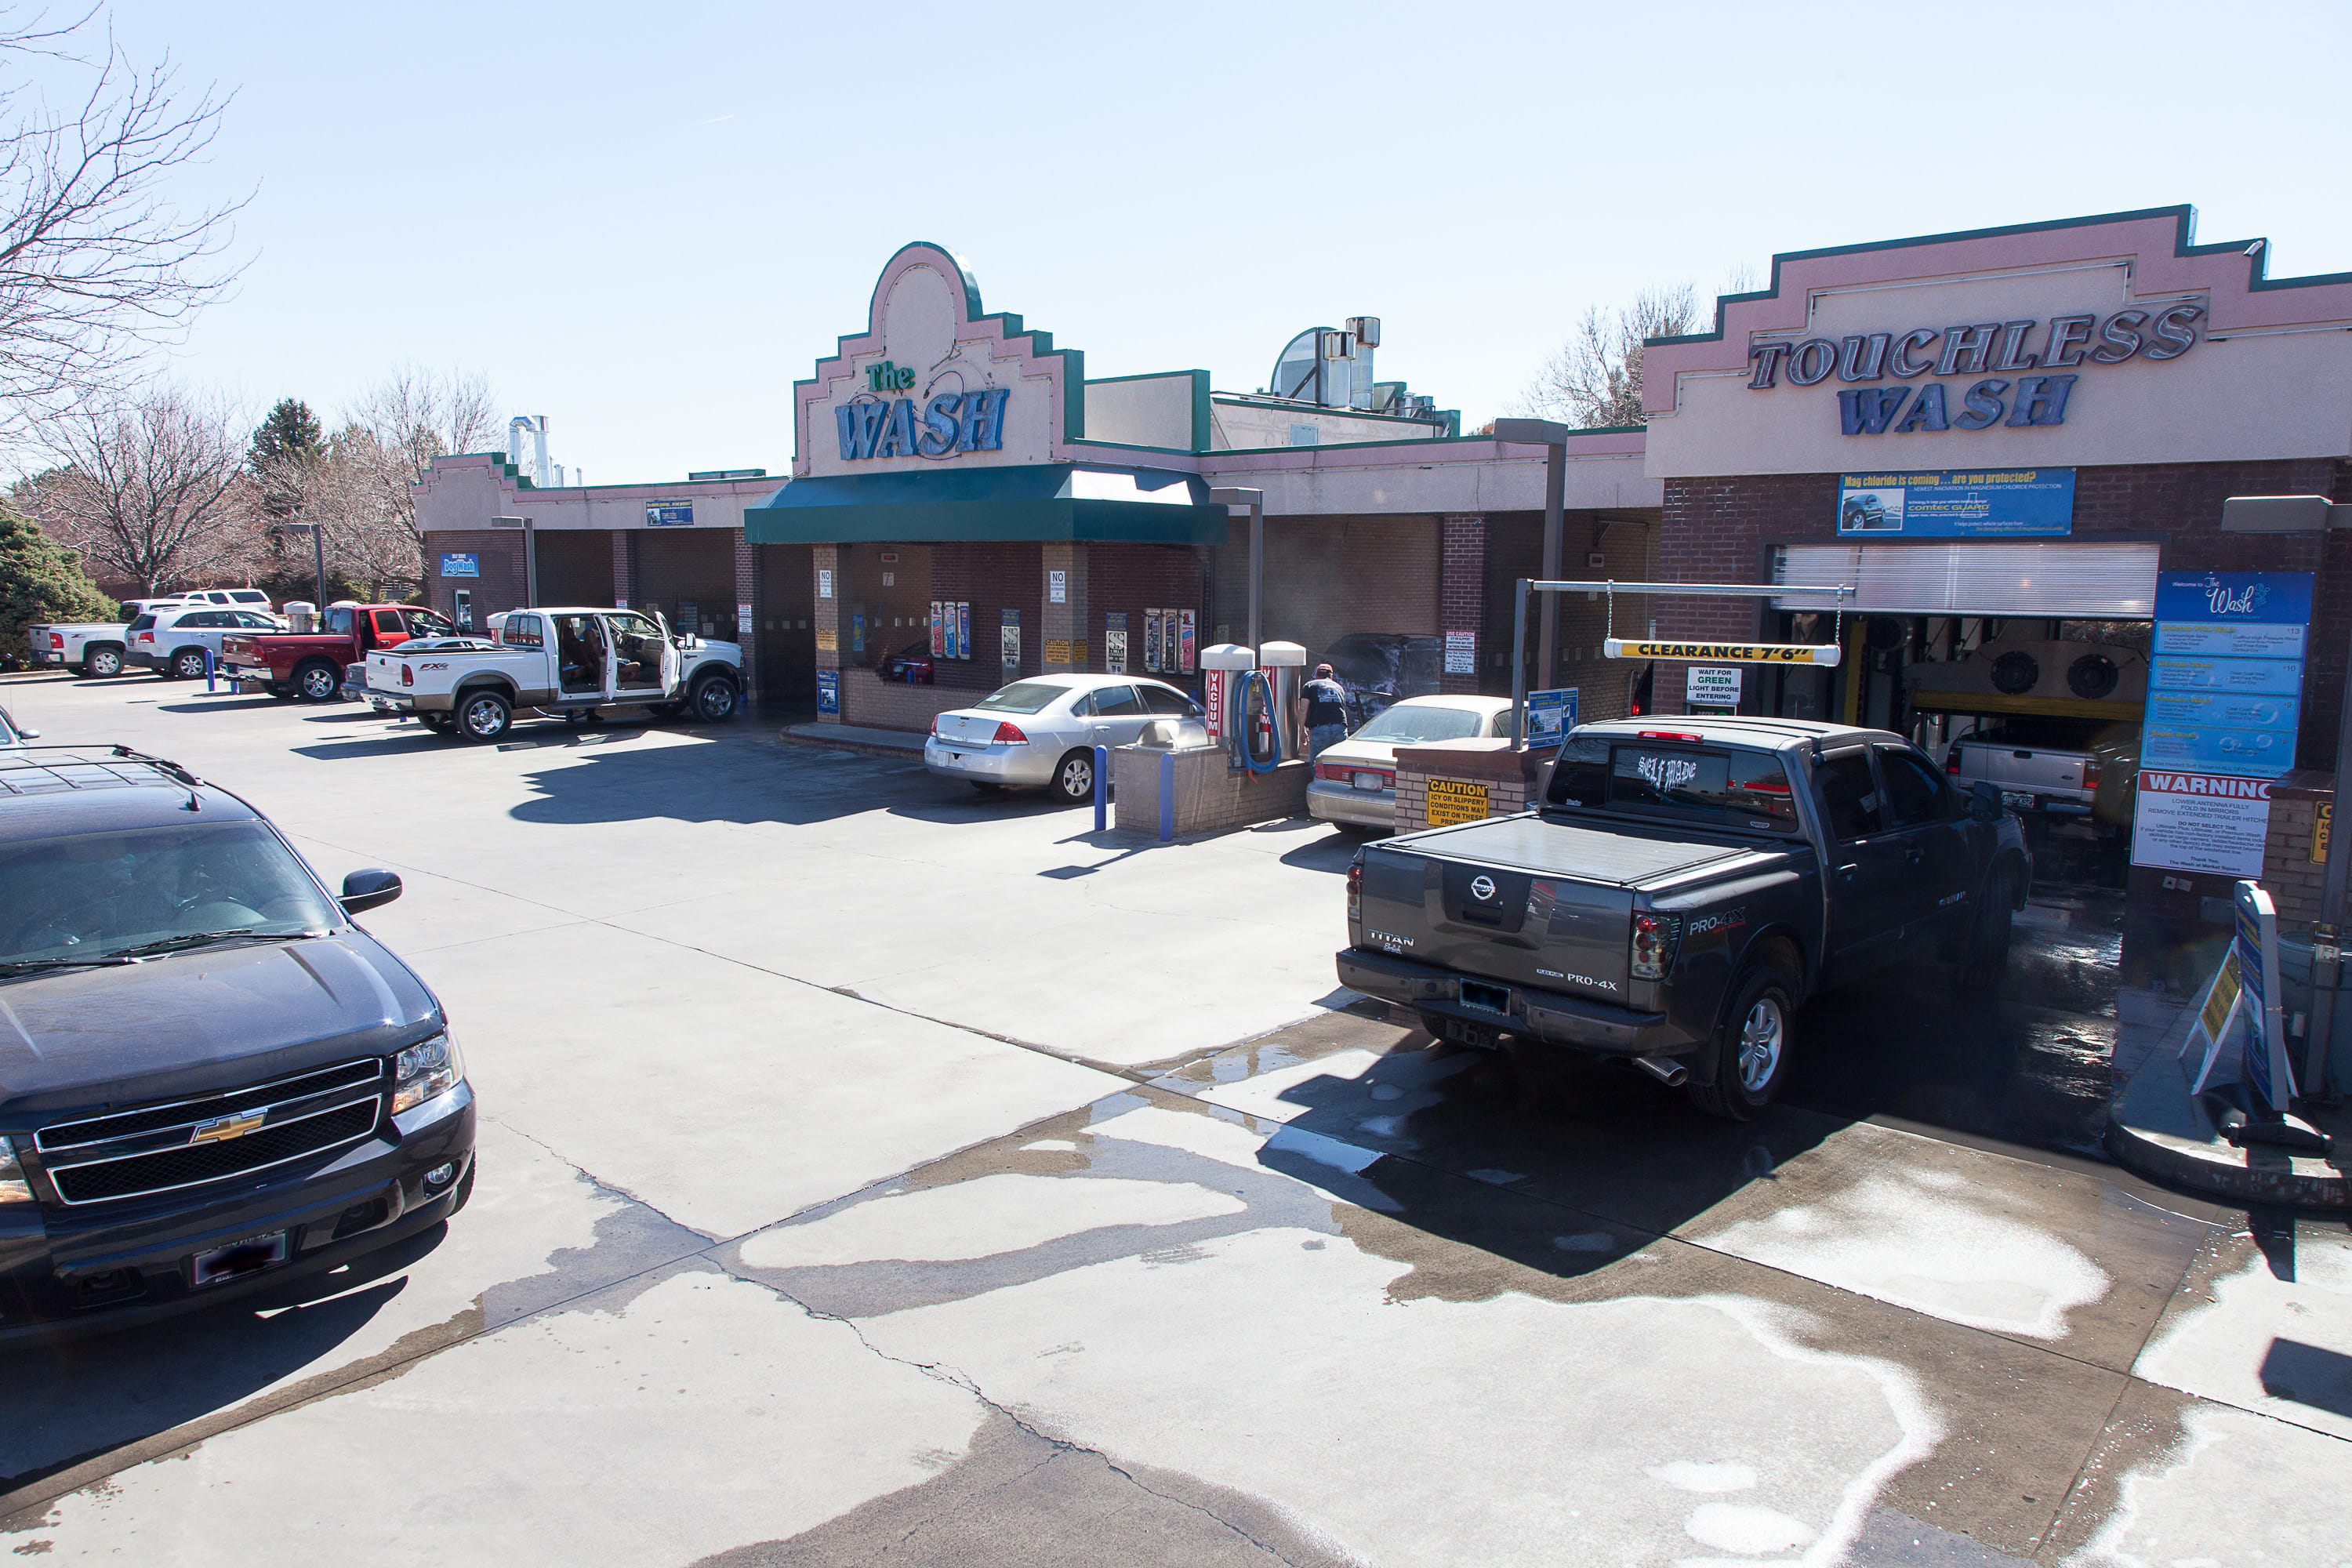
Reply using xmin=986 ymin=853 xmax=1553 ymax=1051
xmin=1380 ymin=813 xmax=1757 ymax=885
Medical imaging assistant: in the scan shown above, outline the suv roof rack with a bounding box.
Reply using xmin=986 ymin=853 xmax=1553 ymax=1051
xmin=0 ymin=744 xmax=205 ymax=798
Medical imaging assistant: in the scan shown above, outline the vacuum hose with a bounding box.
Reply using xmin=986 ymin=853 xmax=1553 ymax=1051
xmin=1232 ymin=669 xmax=1280 ymax=775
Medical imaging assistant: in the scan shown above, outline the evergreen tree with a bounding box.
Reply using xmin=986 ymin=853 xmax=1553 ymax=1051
xmin=0 ymin=508 xmax=118 ymax=666
xmin=250 ymin=397 xmax=323 ymax=520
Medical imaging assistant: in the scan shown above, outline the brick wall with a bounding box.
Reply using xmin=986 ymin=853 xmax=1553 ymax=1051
xmin=636 ymin=527 xmax=738 ymax=639
xmin=1392 ymin=741 xmax=1548 ymax=832
xmin=753 ymin=542 xmax=816 ymax=701
xmin=1112 ymin=746 xmax=1308 ymax=835
xmin=425 ymin=531 xmax=527 ymax=627
xmin=1438 ymin=515 xmax=1485 ymax=695
xmin=1481 ymin=510 xmax=1660 ymax=719
xmin=611 ymin=532 xmax=637 ymax=610
xmin=837 ymin=668 xmax=971 ymax=732
xmin=1653 ymin=459 xmax=2352 ymax=732
xmin=2264 ymin=771 xmax=2333 ymax=927
xmin=1089 ymin=542 xmax=1203 ymax=688
xmin=1210 ymin=514 xmax=1439 ymax=657
xmin=733 ymin=529 xmax=757 ymax=695
xmin=535 ymin=530 xmax=615 ymax=607
xmin=931 ymin=541 xmax=1044 ymax=692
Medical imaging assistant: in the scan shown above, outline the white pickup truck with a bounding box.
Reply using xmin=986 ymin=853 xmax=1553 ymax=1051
xmin=365 ymin=604 xmax=744 ymax=742
xmin=26 ymin=620 xmax=131 ymax=677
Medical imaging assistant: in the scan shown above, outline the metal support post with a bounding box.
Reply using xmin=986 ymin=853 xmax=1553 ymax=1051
xmin=309 ymin=522 xmax=326 ymax=612
xmin=1158 ymin=750 xmax=1176 ymax=843
xmin=1093 ymin=745 xmax=1109 ymax=833
xmin=1537 ymin=442 xmax=1564 ymax=688
xmin=1207 ymin=488 xmax=1265 ymax=659
xmin=524 ymin=517 xmax=539 ymax=608
xmin=2304 ymin=627 xmax=2352 ymax=1096
xmin=1509 ymin=577 xmax=1530 ymax=751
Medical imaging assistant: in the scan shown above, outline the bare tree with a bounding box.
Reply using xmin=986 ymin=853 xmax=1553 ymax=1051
xmin=25 ymin=385 xmax=254 ymax=593
xmin=0 ymin=13 xmax=245 ymax=439
xmin=1513 ymin=282 xmax=1704 ymax=430
xmin=307 ymin=368 xmax=499 ymax=597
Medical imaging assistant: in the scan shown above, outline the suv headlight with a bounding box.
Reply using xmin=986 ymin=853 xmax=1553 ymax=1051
xmin=391 ymin=1033 xmax=464 ymax=1115
xmin=0 ymin=1137 xmax=32 ymax=1205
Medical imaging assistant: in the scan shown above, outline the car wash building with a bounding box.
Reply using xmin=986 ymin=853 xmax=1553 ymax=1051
xmin=1635 ymin=205 xmax=2352 ymax=979
xmin=415 ymin=241 xmax=1664 ymax=733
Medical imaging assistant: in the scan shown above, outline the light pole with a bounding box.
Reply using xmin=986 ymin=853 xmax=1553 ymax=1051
xmin=1492 ymin=419 xmax=1572 ymax=691
xmin=271 ymin=520 xmax=327 ymax=615
xmin=1207 ymin=487 xmax=1265 ymax=654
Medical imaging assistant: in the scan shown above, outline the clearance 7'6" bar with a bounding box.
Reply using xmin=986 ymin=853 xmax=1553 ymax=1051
xmin=1508 ymin=578 xmax=1857 ymax=750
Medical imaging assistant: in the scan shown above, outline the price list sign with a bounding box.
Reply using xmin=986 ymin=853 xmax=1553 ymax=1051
xmin=2130 ymin=571 xmax=2312 ymax=877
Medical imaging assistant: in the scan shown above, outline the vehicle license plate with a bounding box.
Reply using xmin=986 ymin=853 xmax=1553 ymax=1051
xmin=1353 ymin=771 xmax=1385 ymax=791
xmin=191 ymin=1230 xmax=289 ymax=1288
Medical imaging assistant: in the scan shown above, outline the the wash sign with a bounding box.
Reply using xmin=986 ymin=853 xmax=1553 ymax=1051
xmin=837 ymin=365 xmax=1010 ymax=461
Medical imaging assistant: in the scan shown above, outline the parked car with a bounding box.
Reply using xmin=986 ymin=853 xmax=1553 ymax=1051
xmin=926 ymin=674 xmax=1204 ymax=800
xmin=0 ymin=707 xmax=32 ymax=747
xmin=1316 ymin=633 xmax=1444 ymax=727
xmin=1336 ymin=717 xmax=2030 ymax=1120
xmin=220 ymin=603 xmax=456 ymax=702
xmin=1308 ymin=695 xmax=1516 ymax=830
xmin=126 ymin=606 xmax=289 ymax=680
xmin=26 ymin=621 xmax=132 ymax=677
xmin=0 ymin=745 xmax=474 ymax=1338
xmin=882 ymin=640 xmax=935 ymax=684
xmin=365 ymin=607 xmax=742 ymax=742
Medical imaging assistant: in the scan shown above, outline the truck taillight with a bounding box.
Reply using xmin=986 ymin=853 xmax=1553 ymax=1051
xmin=401 ymin=663 xmax=413 ymax=686
xmin=1947 ymin=746 xmax=1961 ymax=775
xmin=1630 ymin=910 xmax=1682 ymax=980
xmin=2084 ymin=758 xmax=2102 ymax=790
xmin=1639 ymin=731 xmax=1702 ymax=743
xmin=993 ymin=721 xmax=1028 ymax=744
xmin=1347 ymin=857 xmax=1363 ymax=924
xmin=47 ymin=632 xmax=61 ymax=648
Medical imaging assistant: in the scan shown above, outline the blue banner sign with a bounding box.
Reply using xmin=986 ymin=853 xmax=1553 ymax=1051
xmin=2153 ymin=570 xmax=2316 ymax=627
xmin=1836 ymin=470 xmax=2074 ymax=537
xmin=2134 ymin=571 xmax=2313 ymax=814
xmin=815 ymin=670 xmax=840 ymax=715
xmin=438 ymin=552 xmax=478 ymax=578
xmin=646 ymin=502 xmax=694 ymax=527
xmin=1523 ymin=688 xmax=1579 ymax=747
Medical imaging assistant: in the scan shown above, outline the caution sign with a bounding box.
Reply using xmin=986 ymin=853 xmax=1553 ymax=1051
xmin=1426 ymin=779 xmax=1490 ymax=827
xmin=2314 ymin=800 xmax=2332 ymax=865
xmin=1605 ymin=638 xmax=1842 ymax=666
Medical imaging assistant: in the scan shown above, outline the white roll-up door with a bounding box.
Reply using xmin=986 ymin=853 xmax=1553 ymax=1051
xmin=1771 ymin=542 xmax=2160 ymax=617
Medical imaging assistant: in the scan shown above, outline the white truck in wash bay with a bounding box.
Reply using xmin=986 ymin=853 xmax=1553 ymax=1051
xmin=365 ymin=606 xmax=743 ymax=742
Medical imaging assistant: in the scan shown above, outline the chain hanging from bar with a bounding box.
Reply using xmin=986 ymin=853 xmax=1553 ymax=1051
xmin=1604 ymin=582 xmax=1615 ymax=644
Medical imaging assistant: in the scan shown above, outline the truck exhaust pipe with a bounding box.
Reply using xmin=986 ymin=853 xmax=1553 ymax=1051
xmin=1633 ymin=1054 xmax=1690 ymax=1087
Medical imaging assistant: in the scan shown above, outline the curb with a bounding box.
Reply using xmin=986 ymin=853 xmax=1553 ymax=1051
xmin=2104 ymin=1115 xmax=2348 ymax=1210
xmin=775 ymin=726 xmax=924 ymax=761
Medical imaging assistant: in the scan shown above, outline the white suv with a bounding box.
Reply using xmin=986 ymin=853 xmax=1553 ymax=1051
xmin=128 ymin=605 xmax=285 ymax=679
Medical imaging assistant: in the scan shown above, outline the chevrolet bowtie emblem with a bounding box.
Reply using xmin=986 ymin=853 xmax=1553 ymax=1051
xmin=189 ymin=1110 xmax=267 ymax=1145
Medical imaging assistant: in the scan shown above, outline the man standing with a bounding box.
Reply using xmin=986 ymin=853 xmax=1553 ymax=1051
xmin=1301 ymin=662 xmax=1351 ymax=759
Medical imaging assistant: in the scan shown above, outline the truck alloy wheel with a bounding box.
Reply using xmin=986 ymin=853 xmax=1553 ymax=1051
xmin=83 ymin=646 xmax=122 ymax=677
xmin=296 ymin=662 xmax=341 ymax=702
xmin=1687 ymin=964 xmax=1795 ymax=1121
xmin=171 ymin=648 xmax=209 ymax=680
xmin=457 ymin=691 xmax=512 ymax=742
xmin=1053 ymin=749 xmax=1094 ymax=802
xmin=691 ymin=677 xmax=739 ymax=722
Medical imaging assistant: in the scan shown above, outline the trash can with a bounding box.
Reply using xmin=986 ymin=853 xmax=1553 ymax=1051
xmin=2274 ymin=931 xmax=2352 ymax=1098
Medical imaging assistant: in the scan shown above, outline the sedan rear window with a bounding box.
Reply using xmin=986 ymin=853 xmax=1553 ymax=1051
xmin=975 ymin=681 xmax=1073 ymax=714
xmin=1546 ymin=739 xmax=1798 ymax=831
xmin=1352 ymin=705 xmax=1486 ymax=744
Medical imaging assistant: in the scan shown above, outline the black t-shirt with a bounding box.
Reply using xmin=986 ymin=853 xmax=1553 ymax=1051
xmin=1303 ymin=678 xmax=1349 ymax=728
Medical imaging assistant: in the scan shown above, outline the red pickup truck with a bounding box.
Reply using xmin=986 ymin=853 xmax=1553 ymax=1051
xmin=223 ymin=602 xmax=457 ymax=702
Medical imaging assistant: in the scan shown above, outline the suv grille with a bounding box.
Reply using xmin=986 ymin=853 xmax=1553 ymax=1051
xmin=35 ymin=1059 xmax=386 ymax=1207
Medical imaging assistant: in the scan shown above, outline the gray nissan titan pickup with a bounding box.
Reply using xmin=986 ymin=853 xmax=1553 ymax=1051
xmin=1338 ymin=717 xmax=2030 ymax=1120
xmin=0 ymin=746 xmax=474 ymax=1338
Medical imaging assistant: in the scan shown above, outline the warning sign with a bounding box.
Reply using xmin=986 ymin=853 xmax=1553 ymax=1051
xmin=2130 ymin=770 xmax=2271 ymax=877
xmin=1426 ymin=779 xmax=1490 ymax=827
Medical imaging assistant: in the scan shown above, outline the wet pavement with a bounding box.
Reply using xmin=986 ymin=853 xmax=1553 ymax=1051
xmin=2 ymin=673 xmax=2349 ymax=1566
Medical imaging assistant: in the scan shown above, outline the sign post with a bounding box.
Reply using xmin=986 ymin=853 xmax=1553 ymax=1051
xmin=2236 ymin=880 xmax=2294 ymax=1113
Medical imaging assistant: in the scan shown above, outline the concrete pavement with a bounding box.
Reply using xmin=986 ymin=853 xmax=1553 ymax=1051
xmin=1 ymin=671 xmax=2346 ymax=1565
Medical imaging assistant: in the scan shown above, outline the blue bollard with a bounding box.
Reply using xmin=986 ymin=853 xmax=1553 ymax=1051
xmin=1159 ymin=750 xmax=1175 ymax=843
xmin=1092 ymin=745 xmax=1109 ymax=833
xmin=204 ymin=647 xmax=216 ymax=691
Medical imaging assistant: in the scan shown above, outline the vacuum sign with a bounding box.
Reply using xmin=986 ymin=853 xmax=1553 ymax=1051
xmin=1746 ymin=304 xmax=2203 ymax=437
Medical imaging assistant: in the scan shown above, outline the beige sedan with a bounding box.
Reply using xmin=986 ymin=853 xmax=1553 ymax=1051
xmin=1306 ymin=695 xmax=1516 ymax=829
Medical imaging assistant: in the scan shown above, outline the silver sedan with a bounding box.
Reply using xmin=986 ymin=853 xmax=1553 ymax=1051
xmin=926 ymin=673 xmax=1204 ymax=801
xmin=1307 ymin=695 xmax=1516 ymax=829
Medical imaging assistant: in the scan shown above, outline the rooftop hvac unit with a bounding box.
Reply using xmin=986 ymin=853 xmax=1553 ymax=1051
xmin=1317 ymin=329 xmax=1356 ymax=360
xmin=1346 ymin=316 xmax=1381 ymax=348
xmin=1409 ymin=394 xmax=1436 ymax=419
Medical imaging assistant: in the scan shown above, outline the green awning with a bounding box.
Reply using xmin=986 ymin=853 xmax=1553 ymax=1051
xmin=743 ymin=463 xmax=1227 ymax=545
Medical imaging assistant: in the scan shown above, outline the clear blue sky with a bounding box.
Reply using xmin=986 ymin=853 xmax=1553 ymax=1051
xmin=95 ymin=0 xmax=2352 ymax=484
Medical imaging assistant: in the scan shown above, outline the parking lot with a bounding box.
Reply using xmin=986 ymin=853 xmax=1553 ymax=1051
xmin=2 ymin=671 xmax=2347 ymax=1566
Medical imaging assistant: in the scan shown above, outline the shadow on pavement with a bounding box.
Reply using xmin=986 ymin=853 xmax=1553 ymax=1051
xmin=0 ymin=1223 xmax=450 ymax=1496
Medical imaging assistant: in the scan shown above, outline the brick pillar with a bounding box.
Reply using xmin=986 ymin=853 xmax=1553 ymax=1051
xmin=611 ymin=530 xmax=637 ymax=611
xmin=1040 ymin=542 xmax=1087 ymax=673
xmin=1439 ymin=514 xmax=1486 ymax=695
xmin=731 ymin=528 xmax=757 ymax=699
xmin=812 ymin=543 xmax=843 ymax=724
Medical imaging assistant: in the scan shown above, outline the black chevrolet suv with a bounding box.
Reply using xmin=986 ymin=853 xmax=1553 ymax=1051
xmin=0 ymin=746 xmax=474 ymax=1338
